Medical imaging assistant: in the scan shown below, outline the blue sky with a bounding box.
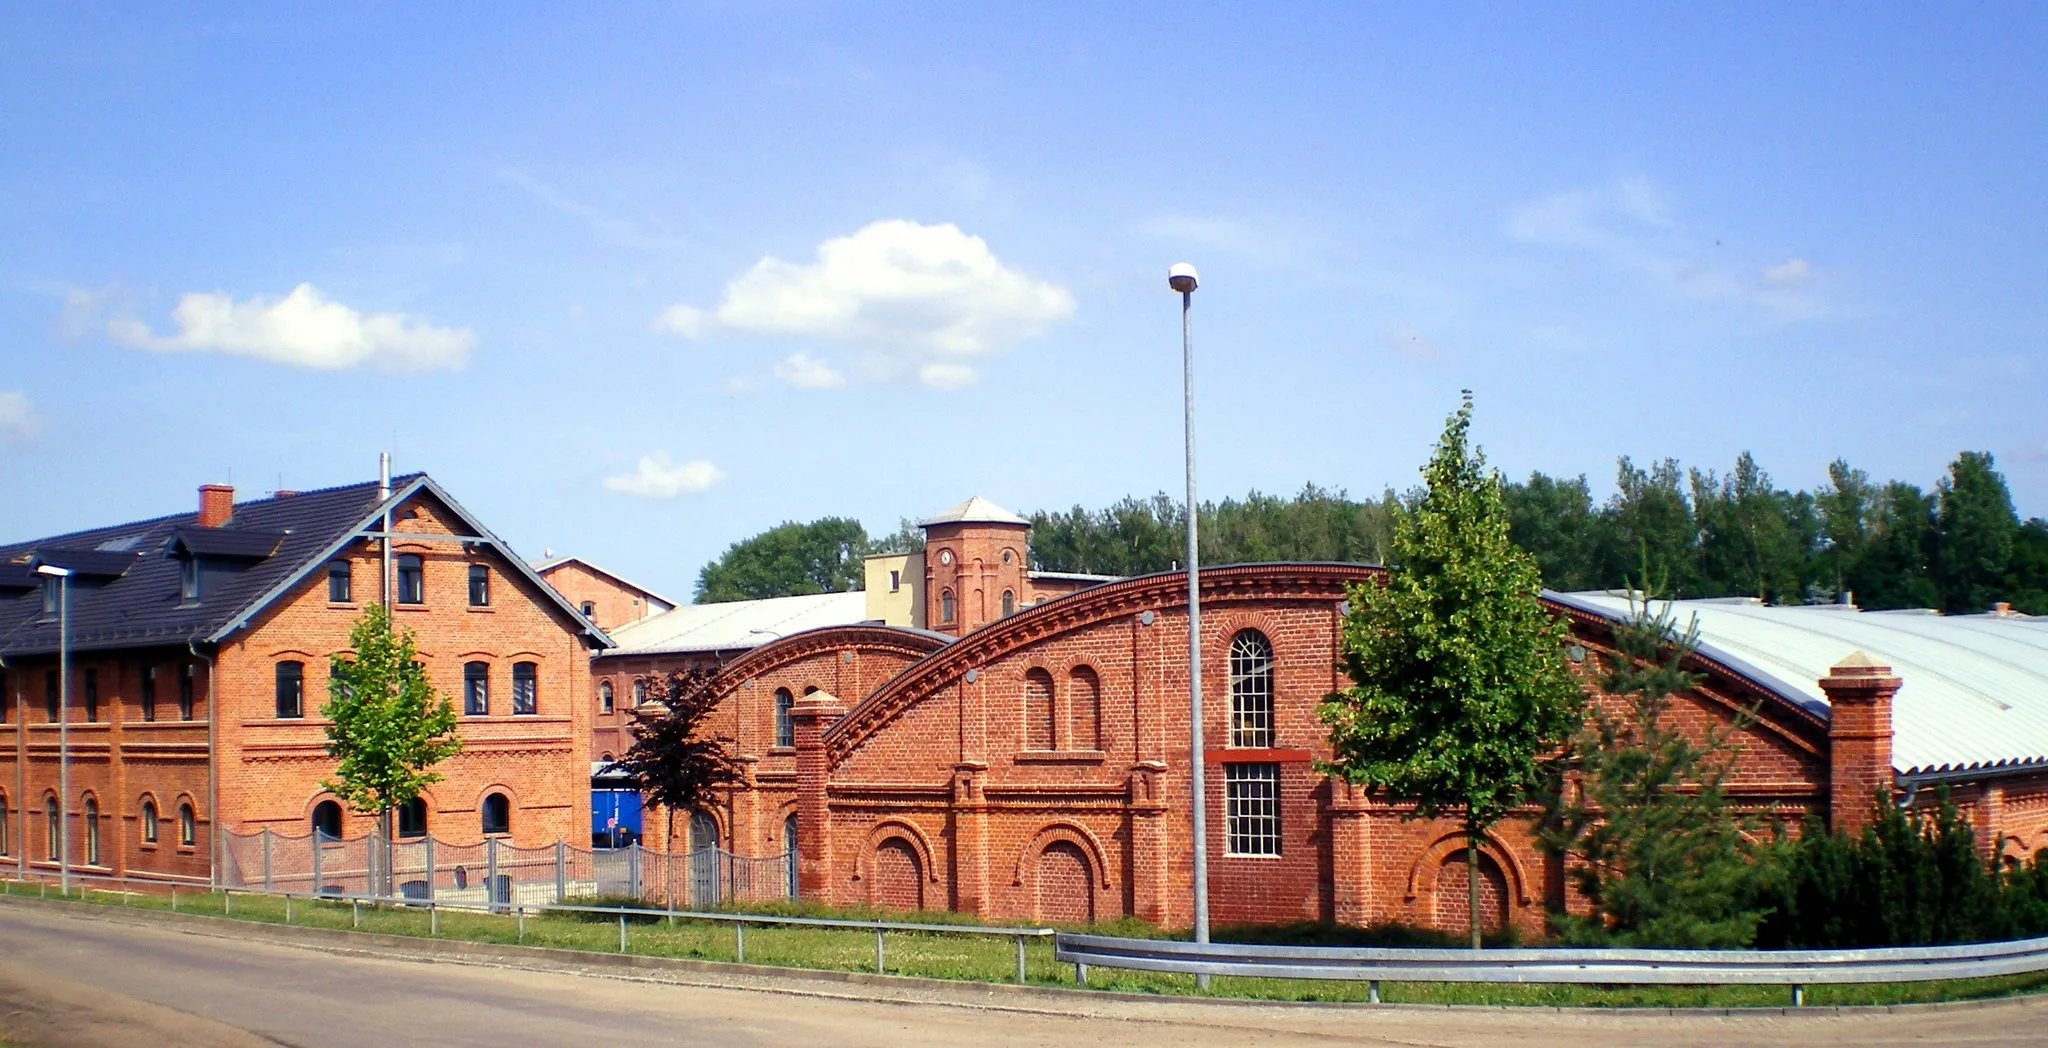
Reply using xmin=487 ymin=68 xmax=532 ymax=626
xmin=3 ymin=4 xmax=2044 ymax=601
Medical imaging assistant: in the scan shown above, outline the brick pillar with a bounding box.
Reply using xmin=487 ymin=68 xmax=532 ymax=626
xmin=790 ymin=690 xmax=844 ymax=900
xmin=1127 ymin=761 xmax=1168 ymax=923
xmin=1327 ymin=779 xmax=1373 ymax=926
xmin=950 ymin=762 xmax=988 ymax=915
xmin=1976 ymin=782 xmax=2007 ymax=864
xmin=1820 ymin=651 xmax=1900 ymax=836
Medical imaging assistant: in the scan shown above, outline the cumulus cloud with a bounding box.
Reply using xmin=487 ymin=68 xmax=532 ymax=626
xmin=105 ymin=283 xmax=473 ymax=370
xmin=1506 ymin=178 xmax=1823 ymax=316
xmin=658 ymin=219 xmax=1074 ymax=388
xmin=772 ymin=352 xmax=846 ymax=389
xmin=602 ymin=453 xmax=726 ymax=498
xmin=0 ymin=391 xmax=39 ymax=445
xmin=917 ymin=362 xmax=977 ymax=389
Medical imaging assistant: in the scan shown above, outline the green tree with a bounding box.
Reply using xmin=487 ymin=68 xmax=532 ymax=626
xmin=611 ymin=667 xmax=746 ymax=866
xmin=694 ymin=517 xmax=870 ymax=602
xmin=866 ymin=517 xmax=926 ymax=555
xmin=1846 ymin=482 xmax=1940 ymax=609
xmin=2006 ymin=518 xmax=2048 ymax=615
xmin=1935 ymin=451 xmax=2020 ymax=614
xmin=1691 ymin=453 xmax=1810 ymax=603
xmin=322 ymin=604 xmax=461 ymax=891
xmin=1815 ymin=459 xmax=1876 ymax=596
xmin=1318 ymin=393 xmax=1585 ymax=948
xmin=1504 ymin=472 xmax=1601 ymax=592
xmin=1541 ymin=585 xmax=1774 ymax=946
xmin=1600 ymin=457 xmax=1699 ymax=595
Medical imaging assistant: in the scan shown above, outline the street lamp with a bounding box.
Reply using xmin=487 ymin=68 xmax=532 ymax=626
xmin=1168 ymin=262 xmax=1211 ymax=966
xmin=36 ymin=563 xmax=72 ymax=895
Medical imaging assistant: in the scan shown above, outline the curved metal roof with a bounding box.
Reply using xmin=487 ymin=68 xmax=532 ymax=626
xmin=1550 ymin=592 xmax=2048 ymax=776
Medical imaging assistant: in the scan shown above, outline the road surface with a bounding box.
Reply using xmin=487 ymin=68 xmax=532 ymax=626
xmin=0 ymin=901 xmax=2039 ymax=1047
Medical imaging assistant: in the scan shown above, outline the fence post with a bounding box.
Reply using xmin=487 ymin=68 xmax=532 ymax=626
xmin=875 ymin=927 xmax=886 ymax=975
xmin=352 ymin=898 xmax=360 ymax=929
xmin=285 ymin=893 xmax=293 ymax=924
xmin=430 ymin=901 xmax=439 ymax=936
xmin=736 ymin=921 xmax=746 ymax=964
xmin=425 ymin=835 xmax=436 ymax=903
xmin=262 ymin=829 xmax=273 ymax=892
xmin=311 ymin=831 xmax=323 ymax=898
xmin=169 ymin=885 xmax=176 ymax=910
xmin=224 ymin=891 xmax=232 ymax=915
xmin=486 ymin=838 xmax=499 ymax=914
xmin=619 ymin=911 xmax=628 ymax=954
xmin=517 ymin=905 xmax=526 ymax=944
xmin=555 ymin=841 xmax=566 ymax=904
xmin=628 ymin=842 xmax=642 ymax=902
xmin=1015 ymin=936 xmax=1026 ymax=985
xmin=1075 ymin=961 xmax=1087 ymax=987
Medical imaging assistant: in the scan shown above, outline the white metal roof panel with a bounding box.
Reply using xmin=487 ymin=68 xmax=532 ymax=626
xmin=1551 ymin=592 xmax=2048 ymax=776
xmin=604 ymin=591 xmax=869 ymax=656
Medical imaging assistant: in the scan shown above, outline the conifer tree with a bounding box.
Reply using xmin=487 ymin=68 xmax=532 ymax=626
xmin=1319 ymin=392 xmax=1584 ymax=948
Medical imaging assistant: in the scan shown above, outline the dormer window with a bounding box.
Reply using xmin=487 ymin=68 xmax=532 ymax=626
xmin=40 ymin=579 xmax=57 ymax=618
xmin=180 ymin=557 xmax=201 ymax=603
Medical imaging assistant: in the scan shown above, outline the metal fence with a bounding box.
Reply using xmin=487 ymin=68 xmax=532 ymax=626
xmin=1056 ymin=931 xmax=2048 ymax=1003
xmin=221 ymin=828 xmax=792 ymax=910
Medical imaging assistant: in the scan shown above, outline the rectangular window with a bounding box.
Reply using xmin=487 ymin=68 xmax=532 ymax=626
xmin=775 ymin=688 xmax=794 ymax=748
xmin=140 ymin=667 xmax=156 ymax=722
xmin=1224 ymin=763 xmax=1281 ymax=857
xmin=179 ymin=665 xmax=195 ymax=721
xmin=83 ymin=668 xmax=98 ymax=722
xmin=468 ymin=564 xmax=490 ymax=607
xmin=0 ymin=671 xmax=9 ymax=724
xmin=464 ymin=662 xmax=489 ymax=716
xmin=397 ymin=555 xmax=424 ymax=605
xmin=328 ymin=560 xmax=352 ymax=603
xmin=180 ymin=557 xmax=201 ymax=603
xmin=275 ymin=662 xmax=304 ymax=719
xmin=512 ymin=662 xmax=537 ymax=716
xmin=889 ymin=570 xmax=900 ymax=592
xmin=45 ymin=671 xmax=59 ymax=722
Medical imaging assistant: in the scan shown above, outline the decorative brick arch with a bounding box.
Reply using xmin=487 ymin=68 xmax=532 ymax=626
xmin=1404 ymin=831 xmax=1531 ymax=908
xmin=853 ymin=819 xmax=940 ymax=901
xmin=1009 ymin=822 xmax=1113 ymax=895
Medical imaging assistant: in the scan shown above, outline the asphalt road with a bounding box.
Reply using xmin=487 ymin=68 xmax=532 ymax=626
xmin=0 ymin=902 xmax=2041 ymax=1048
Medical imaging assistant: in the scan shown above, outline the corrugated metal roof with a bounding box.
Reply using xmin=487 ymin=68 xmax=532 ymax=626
xmin=605 ymin=591 xmax=870 ymax=656
xmin=1550 ymin=591 xmax=2048 ymax=776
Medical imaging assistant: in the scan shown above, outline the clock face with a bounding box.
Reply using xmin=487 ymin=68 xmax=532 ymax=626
xmin=938 ymin=549 xmax=954 ymax=565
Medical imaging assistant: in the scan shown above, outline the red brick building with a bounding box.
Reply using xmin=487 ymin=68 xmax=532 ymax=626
xmin=0 ymin=475 xmax=611 ymax=886
xmin=621 ymin=504 xmax=2048 ymax=935
xmin=531 ymin=556 xmax=676 ymax=634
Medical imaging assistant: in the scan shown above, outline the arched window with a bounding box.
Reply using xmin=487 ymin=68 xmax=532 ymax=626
xmin=1070 ymin=666 xmax=1103 ymax=750
xmin=599 ymin=680 xmax=614 ymax=715
xmin=774 ymin=688 xmax=794 ymax=748
xmin=940 ymin=589 xmax=956 ymax=624
xmin=464 ymin=661 xmax=489 ymax=716
xmin=178 ymin=803 xmax=196 ymax=847
xmin=1002 ymin=590 xmax=1015 ymax=616
xmin=1228 ymin=630 xmax=1275 ymax=748
xmin=327 ymin=560 xmax=352 ymax=603
xmin=1023 ymin=668 xmax=1056 ymax=750
xmin=311 ymin=800 xmax=342 ymax=840
xmin=481 ymin=793 xmax=511 ymax=836
xmin=468 ymin=564 xmax=491 ymax=606
xmin=46 ymin=796 xmax=60 ymax=859
xmin=396 ymin=797 xmax=427 ymax=839
xmin=512 ymin=662 xmax=537 ymax=716
xmin=83 ymin=796 xmax=100 ymax=866
xmin=396 ymin=554 xmax=424 ymax=604
xmin=275 ymin=660 xmax=305 ymax=719
xmin=141 ymin=798 xmax=159 ymax=844
xmin=784 ymin=814 xmax=800 ymax=898
xmin=632 ymin=679 xmax=648 ymax=706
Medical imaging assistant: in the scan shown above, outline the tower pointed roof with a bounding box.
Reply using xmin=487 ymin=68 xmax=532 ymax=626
xmin=920 ymin=496 xmax=1029 ymax=528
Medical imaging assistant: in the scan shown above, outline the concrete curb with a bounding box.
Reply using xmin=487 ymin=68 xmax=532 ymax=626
xmin=5 ymin=894 xmax=2046 ymax=1018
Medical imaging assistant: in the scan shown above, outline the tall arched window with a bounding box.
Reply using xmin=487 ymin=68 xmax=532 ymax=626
xmin=464 ymin=661 xmax=490 ymax=716
xmin=632 ymin=679 xmax=647 ymax=706
xmin=784 ymin=814 xmax=799 ymax=898
xmin=1023 ymin=668 xmax=1056 ymax=750
xmin=275 ymin=660 xmax=305 ymax=719
xmin=311 ymin=800 xmax=343 ymax=840
xmin=1001 ymin=590 xmax=1015 ymax=616
xmin=46 ymin=796 xmax=60 ymax=859
xmin=141 ymin=798 xmax=159 ymax=844
xmin=178 ymin=802 xmax=197 ymax=846
xmin=940 ymin=589 xmax=956 ymax=624
xmin=481 ymin=793 xmax=511 ymax=835
xmin=396 ymin=554 xmax=424 ymax=604
xmin=774 ymin=688 xmax=794 ymax=748
xmin=599 ymin=680 xmax=614 ymax=714
xmin=1069 ymin=666 xmax=1103 ymax=751
xmin=1229 ymin=629 xmax=1275 ymax=748
xmin=83 ymin=796 xmax=100 ymax=866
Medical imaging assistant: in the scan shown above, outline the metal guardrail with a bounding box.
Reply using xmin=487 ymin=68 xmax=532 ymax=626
xmin=1055 ymin=931 xmax=2048 ymax=1004
xmin=2 ymin=870 xmax=1054 ymax=984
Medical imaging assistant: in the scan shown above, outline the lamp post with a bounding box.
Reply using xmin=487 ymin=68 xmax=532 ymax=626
xmin=36 ymin=564 xmax=72 ymax=895
xmin=1168 ymin=262 xmax=1210 ymax=967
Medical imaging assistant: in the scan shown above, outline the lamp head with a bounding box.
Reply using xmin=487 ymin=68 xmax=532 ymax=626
xmin=1167 ymin=262 xmax=1199 ymax=294
xmin=35 ymin=564 xmax=72 ymax=578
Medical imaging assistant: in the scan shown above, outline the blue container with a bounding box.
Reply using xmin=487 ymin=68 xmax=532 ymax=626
xmin=591 ymin=789 xmax=643 ymax=847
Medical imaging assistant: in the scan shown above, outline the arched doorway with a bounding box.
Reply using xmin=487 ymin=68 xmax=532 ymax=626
xmin=1434 ymin=849 xmax=1510 ymax=937
xmin=871 ymin=837 xmax=923 ymax=910
xmin=1035 ymin=841 xmax=1094 ymax=924
xmin=311 ymin=800 xmax=343 ymax=840
xmin=689 ymin=811 xmax=720 ymax=906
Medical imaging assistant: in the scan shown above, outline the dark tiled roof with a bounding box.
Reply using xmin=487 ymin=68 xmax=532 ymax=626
xmin=0 ymin=476 xmax=421 ymax=657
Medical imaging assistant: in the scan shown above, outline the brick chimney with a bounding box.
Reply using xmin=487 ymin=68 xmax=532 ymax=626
xmin=198 ymin=484 xmax=235 ymax=528
xmin=1820 ymin=651 xmax=1901 ymax=836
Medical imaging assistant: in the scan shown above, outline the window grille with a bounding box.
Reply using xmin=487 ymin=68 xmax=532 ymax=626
xmin=396 ymin=554 xmax=424 ymax=604
xmin=275 ymin=661 xmax=304 ymax=719
xmin=1229 ymin=630 xmax=1275 ymax=748
xmin=512 ymin=662 xmax=537 ymax=715
xmin=774 ymin=688 xmax=794 ymax=748
xmin=464 ymin=662 xmax=489 ymax=716
xmin=468 ymin=564 xmax=490 ymax=606
xmin=1225 ymin=763 xmax=1281 ymax=856
xmin=328 ymin=560 xmax=352 ymax=602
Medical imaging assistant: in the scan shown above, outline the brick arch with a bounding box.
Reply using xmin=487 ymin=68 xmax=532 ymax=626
xmin=1009 ymin=822 xmax=1113 ymax=893
xmin=707 ymin=626 xmax=951 ymax=704
xmin=854 ymin=819 xmax=940 ymax=904
xmin=265 ymin=647 xmax=318 ymax=660
xmin=1404 ymin=831 xmax=1532 ymax=910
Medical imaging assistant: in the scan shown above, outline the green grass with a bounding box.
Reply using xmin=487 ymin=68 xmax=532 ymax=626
xmin=8 ymin=879 xmax=2048 ymax=1009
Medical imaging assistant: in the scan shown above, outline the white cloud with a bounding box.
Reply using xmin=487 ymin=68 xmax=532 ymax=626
xmin=658 ymin=219 xmax=1074 ymax=388
xmin=917 ymin=362 xmax=977 ymax=389
xmin=1506 ymin=178 xmax=1823 ymax=317
xmin=603 ymin=453 xmax=726 ymax=498
xmin=106 ymin=283 xmax=473 ymax=370
xmin=772 ymin=352 xmax=846 ymax=389
xmin=0 ymin=391 xmax=39 ymax=445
